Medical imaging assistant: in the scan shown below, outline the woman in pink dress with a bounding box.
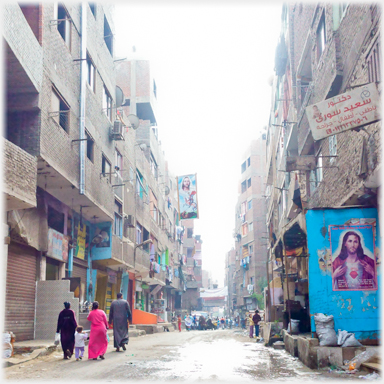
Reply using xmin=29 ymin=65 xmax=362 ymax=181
xmin=87 ymin=301 xmax=109 ymax=360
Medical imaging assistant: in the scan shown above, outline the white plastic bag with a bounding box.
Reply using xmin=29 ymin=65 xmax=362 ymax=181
xmin=54 ymin=332 xmax=60 ymax=346
xmin=287 ymin=319 xmax=300 ymax=333
xmin=342 ymin=334 xmax=362 ymax=347
xmin=314 ymin=313 xmax=337 ymax=346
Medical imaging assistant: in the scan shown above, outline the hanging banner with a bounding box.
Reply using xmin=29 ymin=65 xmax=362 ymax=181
xmin=330 ymin=224 xmax=377 ymax=291
xmin=76 ymin=223 xmax=86 ymax=260
xmin=177 ymin=173 xmax=199 ymax=220
xmin=306 ymin=83 xmax=381 ymax=141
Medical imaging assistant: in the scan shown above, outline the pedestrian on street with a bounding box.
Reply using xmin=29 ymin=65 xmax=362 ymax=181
xmin=87 ymin=301 xmax=109 ymax=360
xmin=241 ymin=317 xmax=246 ymax=329
xmin=253 ymin=310 xmax=262 ymax=338
xmin=74 ymin=326 xmax=88 ymax=361
xmin=177 ymin=314 xmax=182 ymax=332
xmin=220 ymin=317 xmax=225 ymax=330
xmin=185 ymin=314 xmax=192 ymax=331
xmin=56 ymin=302 xmax=78 ymax=360
xmin=108 ymin=292 xmax=132 ymax=352
xmin=248 ymin=314 xmax=254 ymax=338
xmin=199 ymin=315 xmax=206 ymax=330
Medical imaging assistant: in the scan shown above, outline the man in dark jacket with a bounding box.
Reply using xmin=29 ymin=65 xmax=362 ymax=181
xmin=109 ymin=293 xmax=132 ymax=352
xmin=252 ymin=310 xmax=262 ymax=338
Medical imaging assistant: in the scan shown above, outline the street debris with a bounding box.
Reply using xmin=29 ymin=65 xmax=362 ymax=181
xmin=343 ymin=349 xmax=379 ymax=371
xmin=358 ymin=372 xmax=380 ymax=380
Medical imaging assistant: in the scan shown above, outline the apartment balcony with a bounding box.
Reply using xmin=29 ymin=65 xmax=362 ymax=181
xmin=4 ymin=4 xmax=43 ymax=96
xmin=3 ymin=138 xmax=37 ymax=211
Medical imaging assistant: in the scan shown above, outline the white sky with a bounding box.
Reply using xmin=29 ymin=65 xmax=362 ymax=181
xmin=114 ymin=1 xmax=283 ymax=286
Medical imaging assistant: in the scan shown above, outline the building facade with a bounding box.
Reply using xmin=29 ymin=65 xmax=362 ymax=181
xmin=264 ymin=3 xmax=381 ymax=342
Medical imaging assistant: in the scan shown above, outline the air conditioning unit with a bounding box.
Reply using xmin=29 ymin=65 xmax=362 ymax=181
xmin=110 ymin=120 xmax=124 ymax=140
xmin=124 ymin=215 xmax=135 ymax=229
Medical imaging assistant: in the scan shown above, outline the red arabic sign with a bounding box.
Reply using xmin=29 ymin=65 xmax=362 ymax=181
xmin=306 ymin=83 xmax=380 ymax=140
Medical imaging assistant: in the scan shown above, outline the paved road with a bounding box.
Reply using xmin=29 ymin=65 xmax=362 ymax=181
xmin=4 ymin=329 xmax=357 ymax=381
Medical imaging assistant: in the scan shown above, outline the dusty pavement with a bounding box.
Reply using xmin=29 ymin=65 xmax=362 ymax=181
xmin=3 ymin=329 xmax=367 ymax=382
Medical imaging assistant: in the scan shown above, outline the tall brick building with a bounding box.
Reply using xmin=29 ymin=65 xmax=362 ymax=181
xmin=264 ymin=4 xmax=380 ymax=342
xmin=3 ymin=4 xmax=184 ymax=340
xmin=230 ymin=138 xmax=268 ymax=318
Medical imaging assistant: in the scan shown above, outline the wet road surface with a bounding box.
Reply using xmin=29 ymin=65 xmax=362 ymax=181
xmin=4 ymin=329 xmax=359 ymax=382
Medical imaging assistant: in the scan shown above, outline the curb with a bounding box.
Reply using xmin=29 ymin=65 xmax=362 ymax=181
xmin=5 ymin=329 xmax=146 ymax=367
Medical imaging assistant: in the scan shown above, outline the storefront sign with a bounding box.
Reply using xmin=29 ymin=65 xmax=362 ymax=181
xmin=108 ymin=271 xmax=117 ymax=284
xmin=136 ymin=281 xmax=142 ymax=291
xmin=76 ymin=223 xmax=86 ymax=260
xmin=141 ymin=283 xmax=149 ymax=290
xmin=47 ymin=228 xmax=69 ymax=262
xmin=306 ymin=83 xmax=381 ymax=141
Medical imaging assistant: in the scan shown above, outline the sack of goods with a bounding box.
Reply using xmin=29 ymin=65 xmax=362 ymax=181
xmin=314 ymin=313 xmax=337 ymax=346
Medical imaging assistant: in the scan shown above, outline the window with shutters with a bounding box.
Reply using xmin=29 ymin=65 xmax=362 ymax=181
xmin=102 ymin=154 xmax=111 ymax=183
xmin=87 ymin=53 xmax=96 ymax=92
xmin=103 ymin=85 xmax=113 ymax=121
xmin=366 ymin=37 xmax=381 ymax=83
xmin=241 ymin=180 xmax=247 ymax=193
xmin=85 ymin=130 xmax=94 ymax=162
xmin=104 ymin=15 xmax=113 ymax=56
xmin=114 ymin=200 xmax=122 ymax=237
xmin=247 ymin=178 xmax=252 ymax=189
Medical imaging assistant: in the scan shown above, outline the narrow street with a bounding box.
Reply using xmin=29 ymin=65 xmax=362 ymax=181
xmin=5 ymin=329 xmax=355 ymax=382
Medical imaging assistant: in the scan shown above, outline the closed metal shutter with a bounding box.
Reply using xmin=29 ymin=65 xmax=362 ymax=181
xmin=72 ymin=263 xmax=87 ymax=284
xmin=5 ymin=243 xmax=37 ymax=341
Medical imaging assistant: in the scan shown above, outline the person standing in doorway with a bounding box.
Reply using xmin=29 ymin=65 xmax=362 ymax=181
xmin=109 ymin=292 xmax=132 ymax=352
xmin=253 ymin=310 xmax=262 ymax=338
xmin=56 ymin=302 xmax=78 ymax=360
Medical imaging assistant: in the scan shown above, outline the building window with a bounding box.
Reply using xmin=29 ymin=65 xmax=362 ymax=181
xmin=87 ymin=53 xmax=96 ymax=92
xmin=85 ymin=130 xmax=94 ymax=162
xmin=88 ymin=2 xmax=96 ymax=17
xmin=103 ymin=85 xmax=113 ymax=121
xmin=247 ymin=200 xmax=252 ymax=210
xmin=316 ymin=12 xmax=326 ymax=62
xmin=104 ymin=15 xmax=113 ymax=56
xmin=329 ymin=135 xmax=337 ymax=163
xmin=102 ymin=154 xmax=111 ymax=182
xmin=247 ymin=178 xmax=252 ymax=188
xmin=150 ymin=153 xmax=158 ymax=179
xmin=242 ymin=223 xmax=248 ymax=236
xmin=114 ymin=200 xmax=122 ymax=236
xmin=136 ymin=169 xmax=145 ymax=200
xmin=51 ymin=88 xmax=70 ymax=132
xmin=249 ymin=244 xmax=253 ymax=256
xmin=136 ymin=222 xmax=142 ymax=244
xmin=333 ymin=3 xmax=348 ymax=30
xmin=115 ymin=149 xmax=122 ymax=175
xmin=247 ymin=157 xmax=251 ymax=167
xmin=316 ymin=153 xmax=323 ymax=184
xmin=366 ymin=37 xmax=381 ymax=83
xmin=48 ymin=206 xmax=65 ymax=233
xmin=241 ymin=180 xmax=247 ymax=193
xmin=187 ymin=228 xmax=193 ymax=238
xmin=249 ymin=222 xmax=253 ymax=232
xmin=241 ymin=161 xmax=246 ymax=173
xmin=153 ymin=80 xmax=157 ymax=99
xmin=187 ymin=248 xmax=193 ymax=258
xmin=56 ymin=4 xmax=71 ymax=49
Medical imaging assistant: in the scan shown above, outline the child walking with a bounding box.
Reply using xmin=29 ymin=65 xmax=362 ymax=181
xmin=74 ymin=326 xmax=88 ymax=361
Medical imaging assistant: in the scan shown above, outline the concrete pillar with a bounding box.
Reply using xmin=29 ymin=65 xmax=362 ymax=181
xmin=39 ymin=254 xmax=46 ymax=281
xmin=59 ymin=262 xmax=66 ymax=279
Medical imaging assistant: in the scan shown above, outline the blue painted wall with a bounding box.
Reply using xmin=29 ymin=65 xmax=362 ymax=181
xmin=306 ymin=208 xmax=380 ymax=342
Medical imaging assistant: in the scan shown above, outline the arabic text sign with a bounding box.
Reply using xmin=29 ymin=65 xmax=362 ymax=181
xmin=76 ymin=223 xmax=86 ymax=260
xmin=47 ymin=228 xmax=69 ymax=262
xmin=306 ymin=83 xmax=381 ymax=140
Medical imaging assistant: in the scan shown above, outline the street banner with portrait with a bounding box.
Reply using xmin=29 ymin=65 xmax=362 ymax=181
xmin=177 ymin=174 xmax=199 ymax=220
xmin=329 ymin=224 xmax=377 ymax=291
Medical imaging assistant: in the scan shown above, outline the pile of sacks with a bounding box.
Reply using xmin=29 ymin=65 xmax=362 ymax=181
xmin=314 ymin=313 xmax=362 ymax=347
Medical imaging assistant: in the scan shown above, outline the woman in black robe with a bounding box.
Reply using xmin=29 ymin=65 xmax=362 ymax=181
xmin=56 ymin=302 xmax=78 ymax=359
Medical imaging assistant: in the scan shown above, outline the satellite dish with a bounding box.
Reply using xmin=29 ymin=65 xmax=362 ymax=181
xmin=127 ymin=114 xmax=140 ymax=130
xmin=164 ymin=186 xmax=170 ymax=196
xmin=115 ymin=86 xmax=125 ymax=108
